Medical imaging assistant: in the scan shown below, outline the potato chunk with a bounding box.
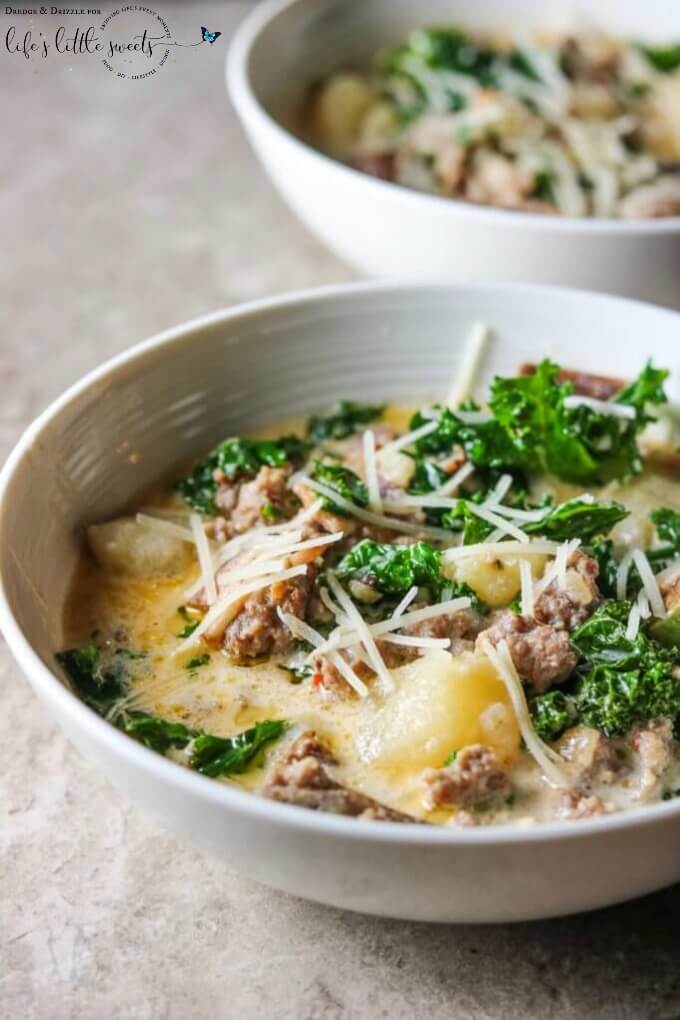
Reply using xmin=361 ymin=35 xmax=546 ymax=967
xmin=357 ymin=650 xmax=520 ymax=772
xmin=313 ymin=74 xmax=376 ymax=153
xmin=87 ymin=517 xmax=194 ymax=577
xmin=452 ymin=554 xmax=547 ymax=608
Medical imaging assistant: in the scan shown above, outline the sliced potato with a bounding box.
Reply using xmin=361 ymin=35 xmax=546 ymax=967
xmin=452 ymin=554 xmax=547 ymax=608
xmin=357 ymin=649 xmax=520 ymax=772
xmin=87 ymin=517 xmax=194 ymax=577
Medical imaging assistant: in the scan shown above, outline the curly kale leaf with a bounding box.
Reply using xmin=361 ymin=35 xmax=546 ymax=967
xmin=523 ymin=498 xmax=629 ymax=542
xmin=57 ymin=641 xmax=286 ymax=773
xmin=529 ymin=690 xmax=577 ymax=743
xmin=178 ymin=435 xmax=309 ymax=514
xmin=641 ymin=43 xmax=680 ymax=73
xmin=310 ymin=460 xmax=369 ymax=514
xmin=591 ymin=539 xmax=618 ymax=599
xmin=307 ymin=401 xmax=385 ymax=442
xmin=189 ymin=720 xmax=287 ymax=778
xmin=56 ymin=642 xmax=139 ymax=716
xmin=648 ymin=507 xmax=680 ymax=567
xmin=571 ymin=601 xmax=680 ymax=736
xmin=408 ymin=360 xmax=668 ymax=488
xmin=336 ymin=539 xmax=445 ymax=596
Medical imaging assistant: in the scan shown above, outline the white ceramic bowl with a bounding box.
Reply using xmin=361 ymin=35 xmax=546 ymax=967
xmin=227 ymin=0 xmax=680 ymax=308
xmin=2 ymin=282 xmax=680 ymax=923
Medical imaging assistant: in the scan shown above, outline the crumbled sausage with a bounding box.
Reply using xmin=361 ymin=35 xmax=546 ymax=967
xmin=262 ymin=731 xmax=421 ymax=822
xmin=559 ymin=789 xmax=607 ymax=820
xmin=222 ymin=569 xmax=316 ymax=662
xmin=620 ymin=176 xmax=680 ymax=219
xmin=519 ymin=364 xmax=625 ymax=400
xmin=560 ymin=725 xmax=623 ymax=788
xmin=632 ymin=718 xmax=674 ymax=802
xmin=423 ymin=745 xmax=511 ymax=809
xmin=660 ymin=570 xmax=680 ymax=613
xmin=228 ymin=466 xmax=294 ymax=534
xmin=377 ymin=609 xmax=485 ymax=669
xmin=477 ymin=612 xmax=577 ymax=692
xmin=534 ymin=550 xmax=600 ymax=631
xmin=351 ymin=150 xmax=396 ymax=181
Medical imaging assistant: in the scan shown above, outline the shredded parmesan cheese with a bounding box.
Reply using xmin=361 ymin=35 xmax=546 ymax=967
xmin=190 ymin=513 xmax=217 ymax=605
xmin=484 ymin=474 xmax=513 ymax=506
xmin=277 ymin=609 xmax=368 ymax=698
xmin=464 ymin=502 xmax=529 ymax=542
xmin=481 ymin=639 xmax=566 ymax=787
xmin=434 ymin=460 xmax=476 ymax=496
xmin=626 ymin=602 xmax=641 ymax=640
xmin=136 ymin=512 xmax=209 ymax=545
xmin=326 ymin=572 xmax=394 ymax=692
xmin=301 ymin=477 xmax=454 ymax=542
xmin=616 ymin=551 xmax=634 ymax=602
xmin=363 ymin=429 xmax=383 ymax=513
xmin=632 ymin=549 xmax=666 ymax=618
xmin=392 ymin=586 xmax=418 ymax=619
xmin=563 ymin=395 xmax=636 ymax=420
xmin=520 ymin=559 xmax=535 ymax=618
xmin=444 ymin=539 xmax=560 ymax=562
xmin=379 ymin=419 xmax=439 ymax=455
xmin=447 ymin=322 xmax=491 ymax=409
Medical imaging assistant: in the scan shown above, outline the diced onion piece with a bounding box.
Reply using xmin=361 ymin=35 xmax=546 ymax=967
xmin=632 ymin=549 xmax=666 ymax=619
xmin=481 ymin=638 xmax=566 ymax=787
xmin=520 ymin=559 xmax=535 ymax=618
xmin=326 ymin=572 xmax=393 ymax=693
xmin=363 ymin=430 xmax=383 ymax=513
xmin=447 ymin=322 xmax=491 ymax=409
xmin=301 ymin=477 xmax=454 ymax=542
xmin=563 ymin=395 xmax=636 ymax=420
xmin=190 ymin=512 xmax=217 ymax=605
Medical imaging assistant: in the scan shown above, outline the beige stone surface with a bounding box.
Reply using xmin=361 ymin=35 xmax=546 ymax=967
xmin=2 ymin=4 xmax=680 ymax=1018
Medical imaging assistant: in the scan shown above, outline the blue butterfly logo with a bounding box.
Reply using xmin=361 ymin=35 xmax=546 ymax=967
xmin=201 ymin=27 xmax=221 ymax=45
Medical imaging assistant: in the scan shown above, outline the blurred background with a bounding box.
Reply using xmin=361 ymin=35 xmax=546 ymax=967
xmin=2 ymin=3 xmax=680 ymax=1018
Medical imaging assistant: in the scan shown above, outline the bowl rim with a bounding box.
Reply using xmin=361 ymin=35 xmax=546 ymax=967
xmin=226 ymin=0 xmax=680 ymax=236
xmin=3 ymin=278 xmax=680 ymax=847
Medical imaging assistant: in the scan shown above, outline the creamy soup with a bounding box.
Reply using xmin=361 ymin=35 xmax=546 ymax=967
xmin=59 ymin=354 xmax=680 ymax=827
xmin=307 ymin=26 xmax=680 ymax=219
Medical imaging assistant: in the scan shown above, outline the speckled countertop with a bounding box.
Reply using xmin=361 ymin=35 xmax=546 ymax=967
xmin=2 ymin=4 xmax=680 ymax=1018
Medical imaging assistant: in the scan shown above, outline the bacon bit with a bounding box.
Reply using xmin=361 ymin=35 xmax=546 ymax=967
xmin=311 ymin=672 xmax=325 ymax=689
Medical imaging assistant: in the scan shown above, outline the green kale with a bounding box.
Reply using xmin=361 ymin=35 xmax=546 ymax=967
xmin=120 ymin=713 xmax=197 ymax=753
xmin=260 ymin=501 xmax=283 ymax=522
xmin=57 ymin=640 xmax=286 ymax=774
xmin=522 ymin=498 xmax=629 ymax=542
xmin=591 ymin=539 xmax=618 ymax=599
xmin=186 ymin=654 xmax=210 ymax=671
xmin=310 ymin=459 xmax=369 ymax=514
xmin=650 ymin=609 xmax=680 ymax=651
xmin=336 ymin=539 xmax=446 ymax=596
xmin=278 ymin=663 xmax=314 ymax=684
xmin=533 ymin=169 xmax=557 ymax=205
xmin=649 ymin=508 xmax=680 ymax=565
xmin=177 ymin=435 xmax=309 ymax=514
xmin=641 ymin=42 xmax=680 ymax=73
xmin=189 ymin=720 xmax=287 ymax=778
xmin=529 ymin=690 xmax=576 ymax=743
xmin=409 ymin=360 xmax=668 ymax=487
xmin=571 ymin=601 xmax=680 ymax=736
xmin=176 ymin=605 xmax=200 ymax=639
xmin=56 ymin=642 xmax=133 ymax=716
xmin=307 ymin=401 xmax=385 ymax=442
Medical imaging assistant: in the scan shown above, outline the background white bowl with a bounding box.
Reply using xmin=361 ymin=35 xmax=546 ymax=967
xmin=2 ymin=282 xmax=680 ymax=923
xmin=227 ymin=0 xmax=680 ymax=308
